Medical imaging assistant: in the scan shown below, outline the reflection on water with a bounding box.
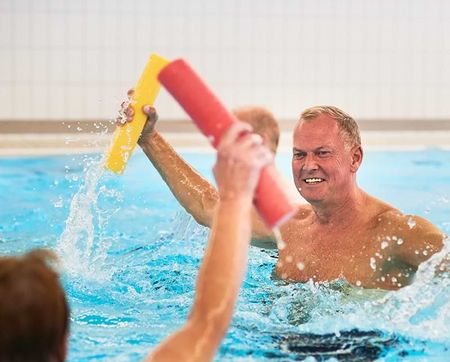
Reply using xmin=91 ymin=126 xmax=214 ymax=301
xmin=274 ymin=329 xmax=402 ymax=361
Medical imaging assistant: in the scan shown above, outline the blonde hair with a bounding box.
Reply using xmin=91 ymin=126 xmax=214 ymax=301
xmin=233 ymin=106 xmax=280 ymax=152
xmin=300 ymin=106 xmax=361 ymax=147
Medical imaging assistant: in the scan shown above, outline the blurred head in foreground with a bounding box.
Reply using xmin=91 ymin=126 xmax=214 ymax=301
xmin=0 ymin=249 xmax=69 ymax=362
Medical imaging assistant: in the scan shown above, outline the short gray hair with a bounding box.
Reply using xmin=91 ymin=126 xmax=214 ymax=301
xmin=300 ymin=106 xmax=361 ymax=147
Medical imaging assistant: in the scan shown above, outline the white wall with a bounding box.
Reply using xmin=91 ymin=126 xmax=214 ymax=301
xmin=1 ymin=0 xmax=450 ymax=121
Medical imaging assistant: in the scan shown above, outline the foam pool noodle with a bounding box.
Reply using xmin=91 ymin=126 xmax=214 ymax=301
xmin=104 ymin=54 xmax=169 ymax=174
xmin=158 ymin=59 xmax=298 ymax=229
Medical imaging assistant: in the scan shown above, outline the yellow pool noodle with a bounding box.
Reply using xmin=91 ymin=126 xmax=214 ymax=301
xmin=104 ymin=54 xmax=169 ymax=174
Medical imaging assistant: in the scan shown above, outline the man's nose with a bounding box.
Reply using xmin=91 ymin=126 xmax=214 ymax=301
xmin=302 ymin=153 xmax=319 ymax=171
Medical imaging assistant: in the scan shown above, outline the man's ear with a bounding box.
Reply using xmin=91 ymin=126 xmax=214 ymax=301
xmin=350 ymin=145 xmax=363 ymax=172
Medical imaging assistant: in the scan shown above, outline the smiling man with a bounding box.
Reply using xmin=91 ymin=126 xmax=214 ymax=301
xmin=277 ymin=106 xmax=444 ymax=289
xmin=131 ymin=103 xmax=444 ymax=290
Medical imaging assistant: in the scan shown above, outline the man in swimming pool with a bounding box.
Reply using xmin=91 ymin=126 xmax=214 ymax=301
xmin=125 ymin=103 xmax=444 ymax=290
xmin=0 ymin=122 xmax=274 ymax=361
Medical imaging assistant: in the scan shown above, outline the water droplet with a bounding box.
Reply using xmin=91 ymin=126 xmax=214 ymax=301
xmin=296 ymin=262 xmax=305 ymax=271
xmin=54 ymin=197 xmax=63 ymax=208
xmin=407 ymin=217 xmax=416 ymax=229
xmin=356 ymin=280 xmax=362 ymax=287
xmin=285 ymin=255 xmax=293 ymax=263
xmin=381 ymin=241 xmax=389 ymax=249
xmin=281 ymin=273 xmax=288 ymax=279
xmin=370 ymin=257 xmax=377 ymax=271
xmin=273 ymin=227 xmax=286 ymax=250
xmin=397 ymin=238 xmax=404 ymax=245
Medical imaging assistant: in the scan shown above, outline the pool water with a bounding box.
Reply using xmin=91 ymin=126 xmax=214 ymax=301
xmin=0 ymin=149 xmax=449 ymax=361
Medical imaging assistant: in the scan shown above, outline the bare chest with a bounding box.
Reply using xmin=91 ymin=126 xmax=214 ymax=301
xmin=275 ymin=221 xmax=410 ymax=288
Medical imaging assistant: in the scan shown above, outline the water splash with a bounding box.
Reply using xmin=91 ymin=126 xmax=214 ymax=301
xmin=358 ymin=238 xmax=450 ymax=341
xmin=57 ymin=156 xmax=114 ymax=281
xmin=257 ymin=238 xmax=450 ymax=347
xmin=117 ymin=98 xmax=131 ymax=125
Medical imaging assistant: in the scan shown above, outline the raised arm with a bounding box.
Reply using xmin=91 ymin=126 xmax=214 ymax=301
xmin=146 ymin=122 xmax=274 ymax=362
xmin=138 ymin=111 xmax=219 ymax=228
xmin=120 ymin=100 xmax=275 ymax=244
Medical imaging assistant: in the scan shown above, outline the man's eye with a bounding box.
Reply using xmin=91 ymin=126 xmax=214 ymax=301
xmin=317 ymin=151 xmax=331 ymax=157
xmin=293 ymin=152 xmax=305 ymax=159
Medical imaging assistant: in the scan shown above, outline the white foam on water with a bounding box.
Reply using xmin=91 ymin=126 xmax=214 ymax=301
xmin=266 ymin=237 xmax=450 ymax=347
xmin=336 ymin=238 xmax=450 ymax=341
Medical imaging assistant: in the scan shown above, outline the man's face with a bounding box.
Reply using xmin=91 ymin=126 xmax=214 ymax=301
xmin=291 ymin=114 xmax=358 ymax=205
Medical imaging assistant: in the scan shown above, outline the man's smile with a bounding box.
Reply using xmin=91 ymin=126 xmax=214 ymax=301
xmin=303 ymin=177 xmax=325 ymax=185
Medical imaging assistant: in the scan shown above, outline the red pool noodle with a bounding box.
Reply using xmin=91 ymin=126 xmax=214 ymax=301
xmin=158 ymin=59 xmax=298 ymax=229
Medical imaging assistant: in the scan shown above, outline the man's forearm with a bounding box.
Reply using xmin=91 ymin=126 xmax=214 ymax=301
xmin=140 ymin=131 xmax=218 ymax=226
xmin=188 ymin=198 xmax=253 ymax=351
xmin=140 ymin=131 xmax=274 ymax=242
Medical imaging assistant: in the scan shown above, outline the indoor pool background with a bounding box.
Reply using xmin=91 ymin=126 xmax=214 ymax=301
xmin=0 ymin=149 xmax=449 ymax=361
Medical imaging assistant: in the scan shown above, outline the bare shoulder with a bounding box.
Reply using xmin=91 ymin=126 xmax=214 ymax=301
xmin=293 ymin=204 xmax=314 ymax=221
xmin=278 ymin=204 xmax=312 ymax=238
xmin=366 ymin=194 xmax=441 ymax=236
xmin=375 ymin=206 xmax=445 ymax=266
xmin=378 ymin=208 xmax=443 ymax=237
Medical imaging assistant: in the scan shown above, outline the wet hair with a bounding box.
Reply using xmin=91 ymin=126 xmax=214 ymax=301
xmin=233 ymin=106 xmax=280 ymax=153
xmin=0 ymin=249 xmax=69 ymax=362
xmin=299 ymin=106 xmax=361 ymax=147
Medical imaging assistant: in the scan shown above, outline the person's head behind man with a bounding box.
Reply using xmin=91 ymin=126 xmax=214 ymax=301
xmin=0 ymin=249 xmax=69 ymax=362
xmin=292 ymin=105 xmax=363 ymax=206
xmin=233 ymin=106 xmax=280 ymax=154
